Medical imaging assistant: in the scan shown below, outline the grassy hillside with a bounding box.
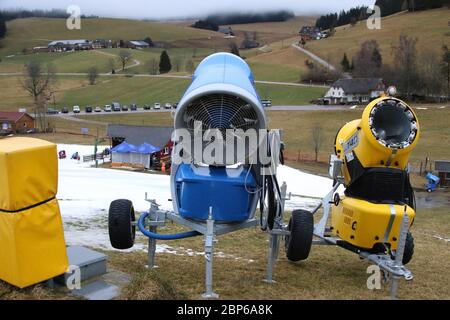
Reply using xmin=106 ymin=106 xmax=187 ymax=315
xmin=0 ymin=17 xmax=223 ymax=57
xmin=0 ymin=75 xmax=326 ymax=112
xmin=0 ymin=50 xmax=114 ymax=73
xmin=306 ymin=8 xmax=450 ymax=66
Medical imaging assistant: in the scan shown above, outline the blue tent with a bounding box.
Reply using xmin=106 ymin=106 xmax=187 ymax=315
xmin=135 ymin=143 xmax=161 ymax=154
xmin=111 ymin=141 xmax=137 ymax=153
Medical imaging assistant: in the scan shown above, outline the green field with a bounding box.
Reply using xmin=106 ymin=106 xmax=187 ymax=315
xmin=0 ymin=50 xmax=115 ymax=73
xmin=0 ymin=75 xmax=326 ymax=112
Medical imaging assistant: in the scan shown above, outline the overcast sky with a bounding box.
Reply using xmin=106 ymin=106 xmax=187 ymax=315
xmin=0 ymin=0 xmax=376 ymax=19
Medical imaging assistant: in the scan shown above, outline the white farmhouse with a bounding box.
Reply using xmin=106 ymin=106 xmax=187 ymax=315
xmin=322 ymin=78 xmax=386 ymax=105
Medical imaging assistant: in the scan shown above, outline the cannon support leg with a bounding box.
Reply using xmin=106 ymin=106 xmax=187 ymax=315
xmin=146 ymin=226 xmax=158 ymax=269
xmin=390 ymin=211 xmax=410 ymax=300
xmin=202 ymin=210 xmax=218 ymax=299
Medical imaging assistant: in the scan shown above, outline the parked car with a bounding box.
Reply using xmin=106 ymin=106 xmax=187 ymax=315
xmin=61 ymin=107 xmax=69 ymax=114
xmin=46 ymin=108 xmax=59 ymax=115
xmin=172 ymin=102 xmax=178 ymax=109
xmin=94 ymin=106 xmax=102 ymax=112
xmin=143 ymin=104 xmax=151 ymax=110
xmin=130 ymin=103 xmax=137 ymax=111
xmin=154 ymin=103 xmax=161 ymax=110
xmin=85 ymin=106 xmax=93 ymax=113
xmin=261 ymin=99 xmax=272 ymax=108
xmin=121 ymin=105 xmax=129 ymax=111
xmin=104 ymin=105 xmax=112 ymax=112
xmin=164 ymin=103 xmax=172 ymax=109
xmin=112 ymin=102 xmax=121 ymax=112
xmin=73 ymin=106 xmax=81 ymax=113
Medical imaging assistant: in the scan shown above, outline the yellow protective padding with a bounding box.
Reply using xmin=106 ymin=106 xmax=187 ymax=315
xmin=0 ymin=137 xmax=58 ymax=212
xmin=0 ymin=198 xmax=68 ymax=288
xmin=331 ymin=197 xmax=415 ymax=250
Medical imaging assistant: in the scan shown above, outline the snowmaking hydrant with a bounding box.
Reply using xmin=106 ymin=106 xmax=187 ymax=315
xmin=108 ymin=52 xmax=292 ymax=298
xmin=294 ymin=94 xmax=420 ymax=299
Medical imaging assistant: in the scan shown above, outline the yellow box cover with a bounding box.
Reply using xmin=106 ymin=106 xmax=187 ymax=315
xmin=0 ymin=198 xmax=68 ymax=288
xmin=0 ymin=137 xmax=58 ymax=211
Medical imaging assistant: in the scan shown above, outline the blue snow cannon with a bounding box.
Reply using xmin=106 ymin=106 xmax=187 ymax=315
xmin=425 ymin=172 xmax=440 ymax=192
xmin=170 ymin=52 xmax=268 ymax=223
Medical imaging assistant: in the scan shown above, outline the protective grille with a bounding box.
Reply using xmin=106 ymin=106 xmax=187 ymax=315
xmin=182 ymin=93 xmax=259 ymax=138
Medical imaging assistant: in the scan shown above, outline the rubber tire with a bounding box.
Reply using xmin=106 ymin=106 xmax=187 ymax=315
xmin=108 ymin=199 xmax=136 ymax=249
xmin=285 ymin=209 xmax=314 ymax=262
xmin=260 ymin=176 xmax=276 ymax=231
xmin=391 ymin=232 xmax=414 ymax=265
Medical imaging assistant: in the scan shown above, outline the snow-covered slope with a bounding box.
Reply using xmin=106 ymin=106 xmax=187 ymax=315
xmin=56 ymin=144 xmax=337 ymax=251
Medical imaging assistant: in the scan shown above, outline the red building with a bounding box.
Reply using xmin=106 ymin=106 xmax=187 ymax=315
xmin=0 ymin=112 xmax=35 ymax=135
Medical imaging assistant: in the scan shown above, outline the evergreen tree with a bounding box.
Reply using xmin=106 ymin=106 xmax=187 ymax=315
xmin=0 ymin=14 xmax=7 ymax=39
xmin=159 ymin=50 xmax=172 ymax=74
xmin=372 ymin=47 xmax=383 ymax=68
xmin=341 ymin=53 xmax=350 ymax=72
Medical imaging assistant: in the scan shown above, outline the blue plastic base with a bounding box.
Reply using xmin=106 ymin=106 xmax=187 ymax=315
xmin=174 ymin=165 xmax=257 ymax=222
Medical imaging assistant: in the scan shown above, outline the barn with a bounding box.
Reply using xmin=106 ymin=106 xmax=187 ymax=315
xmin=0 ymin=112 xmax=35 ymax=135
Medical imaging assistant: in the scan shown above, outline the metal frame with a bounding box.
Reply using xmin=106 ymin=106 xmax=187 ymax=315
xmin=263 ymin=182 xmax=291 ymax=283
xmin=141 ymin=194 xmax=259 ymax=299
xmin=310 ymin=159 xmax=413 ymax=299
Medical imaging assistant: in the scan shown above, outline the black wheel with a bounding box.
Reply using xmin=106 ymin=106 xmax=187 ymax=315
xmin=108 ymin=199 xmax=136 ymax=249
xmin=391 ymin=232 xmax=414 ymax=265
xmin=260 ymin=176 xmax=277 ymax=231
xmin=285 ymin=209 xmax=314 ymax=262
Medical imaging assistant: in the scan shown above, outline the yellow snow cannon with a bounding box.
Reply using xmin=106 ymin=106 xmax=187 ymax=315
xmin=331 ymin=96 xmax=419 ymax=264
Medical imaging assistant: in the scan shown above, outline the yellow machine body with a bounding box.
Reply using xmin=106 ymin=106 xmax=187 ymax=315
xmin=335 ymin=97 xmax=420 ymax=184
xmin=331 ymin=197 xmax=414 ymax=250
xmin=0 ymin=137 xmax=68 ymax=288
xmin=332 ymin=97 xmax=419 ymax=250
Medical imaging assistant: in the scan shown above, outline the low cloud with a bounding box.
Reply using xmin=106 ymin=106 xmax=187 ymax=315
xmin=0 ymin=0 xmax=376 ymax=20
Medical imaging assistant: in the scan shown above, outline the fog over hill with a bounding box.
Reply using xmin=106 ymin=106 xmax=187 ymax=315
xmin=0 ymin=0 xmax=375 ymax=20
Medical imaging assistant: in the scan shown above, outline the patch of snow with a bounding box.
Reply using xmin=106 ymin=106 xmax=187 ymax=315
xmin=56 ymin=144 xmax=339 ymax=254
xmin=433 ymin=235 xmax=450 ymax=243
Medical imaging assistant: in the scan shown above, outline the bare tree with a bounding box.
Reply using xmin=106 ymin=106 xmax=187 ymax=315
xmin=87 ymin=66 xmax=99 ymax=85
xmin=228 ymin=42 xmax=240 ymax=57
xmin=185 ymin=59 xmax=195 ymax=74
xmin=353 ymin=39 xmax=383 ymax=77
xmin=173 ymin=56 xmax=182 ymax=72
xmin=20 ymin=60 xmax=56 ymax=131
xmin=392 ymin=34 xmax=419 ymax=98
xmin=108 ymin=58 xmax=116 ymax=73
xmin=419 ymin=50 xmax=443 ymax=98
xmin=312 ymin=124 xmax=322 ymax=162
xmin=442 ymin=45 xmax=450 ymax=100
xmin=145 ymin=58 xmax=158 ymax=75
xmin=117 ymin=50 xmax=132 ymax=71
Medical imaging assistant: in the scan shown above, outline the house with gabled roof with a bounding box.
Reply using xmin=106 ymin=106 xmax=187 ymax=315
xmin=322 ymin=78 xmax=386 ymax=105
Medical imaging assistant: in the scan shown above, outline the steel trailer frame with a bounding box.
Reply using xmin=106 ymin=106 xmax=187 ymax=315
xmin=138 ymin=159 xmax=412 ymax=299
xmin=262 ymin=159 xmax=413 ymax=299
